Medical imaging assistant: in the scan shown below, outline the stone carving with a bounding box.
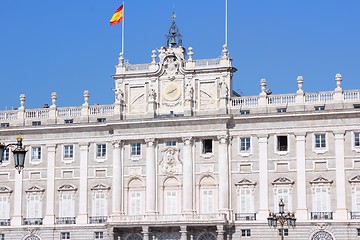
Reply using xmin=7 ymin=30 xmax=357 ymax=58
xmin=115 ymin=88 xmax=124 ymax=103
xmin=185 ymin=82 xmax=193 ymax=101
xmin=311 ymin=231 xmax=333 ymax=240
xmin=25 ymin=236 xmax=41 ymax=240
xmin=160 ymin=148 xmax=182 ymax=175
xmin=220 ymin=80 xmax=228 ymax=98
xmin=148 ymin=87 xmax=156 ymax=102
xmin=164 ymin=56 xmax=179 ymax=77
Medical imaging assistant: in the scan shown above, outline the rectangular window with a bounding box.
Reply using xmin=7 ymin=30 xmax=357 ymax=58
xmin=0 ymin=123 xmax=10 ymax=128
xmin=97 ymin=118 xmax=106 ymax=123
xmin=0 ymin=195 xmax=9 ymax=219
xmin=31 ymin=147 xmax=41 ymax=161
xmin=95 ymin=232 xmax=104 ymax=239
xmin=64 ymin=119 xmax=73 ymax=124
xmin=278 ymin=229 xmax=289 ymax=236
xmin=277 ymin=136 xmax=288 ymax=151
xmin=240 ymin=188 xmax=253 ymax=213
xmin=2 ymin=149 xmax=9 ymax=162
xmin=201 ymin=189 xmax=214 ymax=213
xmin=131 ymin=143 xmax=141 ymax=156
xmin=202 ymin=139 xmax=213 ymax=154
xmin=61 ymin=232 xmax=70 ymax=240
xmin=165 ymin=191 xmax=178 ymax=214
xmin=32 ymin=121 xmax=41 ymax=126
xmin=166 ymin=141 xmax=177 ymax=147
xmin=275 ymin=188 xmax=290 ymax=212
xmin=0 ymin=234 xmax=4 ymax=240
xmin=240 ymin=137 xmax=251 ymax=152
xmin=129 ymin=192 xmax=141 ymax=215
xmin=314 ymin=105 xmax=325 ymax=111
xmin=241 ymin=229 xmax=251 ymax=237
xmin=240 ymin=110 xmax=250 ymax=115
xmin=60 ymin=193 xmax=74 ymax=217
xmin=355 ymin=186 xmax=360 ymax=212
xmin=314 ymin=186 xmax=329 ymax=212
xmin=64 ymin=145 xmax=74 ymax=159
xmin=277 ymin=108 xmax=287 ymax=113
xmin=96 ymin=144 xmax=106 ymax=158
xmin=93 ymin=192 xmax=106 ymax=216
xmin=355 ymin=132 xmax=360 ymax=147
xmin=357 ymin=228 xmax=360 ymax=237
xmin=27 ymin=195 xmax=41 ymax=218
xmin=315 ymin=134 xmax=326 ymax=148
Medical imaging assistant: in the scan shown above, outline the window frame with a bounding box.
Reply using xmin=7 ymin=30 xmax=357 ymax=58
xmin=130 ymin=142 xmax=141 ymax=158
xmin=239 ymin=137 xmax=252 ymax=156
xmin=313 ymin=133 xmax=328 ymax=154
xmin=61 ymin=232 xmax=70 ymax=240
xmin=30 ymin=146 xmax=42 ymax=163
xmin=202 ymin=139 xmax=213 ymax=155
xmin=353 ymin=132 xmax=360 ymax=152
xmin=165 ymin=140 xmax=177 ymax=147
xmin=241 ymin=229 xmax=251 ymax=237
xmin=63 ymin=144 xmax=74 ymax=161
xmin=95 ymin=143 xmax=107 ymax=160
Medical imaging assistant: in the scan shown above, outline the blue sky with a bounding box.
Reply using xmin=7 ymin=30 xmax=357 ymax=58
xmin=0 ymin=1 xmax=359 ymax=109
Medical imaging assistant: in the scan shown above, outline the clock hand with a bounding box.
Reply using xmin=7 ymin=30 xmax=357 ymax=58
xmin=167 ymin=88 xmax=177 ymax=94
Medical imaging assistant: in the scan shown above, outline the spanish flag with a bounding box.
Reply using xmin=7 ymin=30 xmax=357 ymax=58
xmin=110 ymin=4 xmax=124 ymax=26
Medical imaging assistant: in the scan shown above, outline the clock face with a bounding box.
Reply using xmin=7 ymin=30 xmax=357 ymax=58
xmin=162 ymin=82 xmax=181 ymax=101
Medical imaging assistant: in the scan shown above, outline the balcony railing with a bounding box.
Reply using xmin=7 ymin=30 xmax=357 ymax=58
xmin=234 ymin=213 xmax=256 ymax=221
xmin=350 ymin=212 xmax=360 ymax=219
xmin=23 ymin=218 xmax=43 ymax=225
xmin=56 ymin=217 xmax=76 ymax=224
xmin=89 ymin=216 xmax=108 ymax=223
xmin=311 ymin=212 xmax=333 ymax=220
xmin=0 ymin=219 xmax=10 ymax=226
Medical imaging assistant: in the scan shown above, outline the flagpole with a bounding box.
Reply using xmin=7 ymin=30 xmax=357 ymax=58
xmin=121 ymin=1 xmax=125 ymax=55
xmin=225 ymin=0 xmax=228 ymax=46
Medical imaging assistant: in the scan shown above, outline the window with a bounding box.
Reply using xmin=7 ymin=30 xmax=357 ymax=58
xmin=60 ymin=193 xmax=75 ymax=217
xmin=165 ymin=191 xmax=178 ymax=214
xmin=241 ymin=229 xmax=251 ymax=237
xmin=277 ymin=136 xmax=288 ymax=152
xmin=96 ymin=144 xmax=106 ymax=158
xmin=93 ymin=192 xmax=107 ymax=217
xmin=202 ymin=139 xmax=213 ymax=154
xmin=275 ymin=188 xmax=291 ymax=212
xmin=357 ymin=228 xmax=360 ymax=237
xmin=166 ymin=141 xmax=177 ymax=147
xmin=95 ymin=232 xmax=104 ymax=239
xmin=63 ymin=145 xmax=74 ymax=159
xmin=0 ymin=123 xmax=9 ymax=128
xmin=129 ymin=192 xmax=141 ymax=215
xmin=313 ymin=186 xmax=330 ymax=212
xmin=64 ymin=119 xmax=73 ymax=124
xmin=277 ymin=108 xmax=287 ymax=113
xmin=278 ymin=229 xmax=288 ymax=236
xmin=2 ymin=149 xmax=9 ymax=162
xmin=97 ymin=118 xmax=106 ymax=123
xmin=240 ymin=137 xmax=251 ymax=152
xmin=31 ymin=147 xmax=41 ymax=161
xmin=353 ymin=185 xmax=360 ymax=212
xmin=0 ymin=234 xmax=4 ymax=240
xmin=355 ymin=132 xmax=360 ymax=147
xmin=239 ymin=188 xmax=253 ymax=213
xmin=314 ymin=134 xmax=326 ymax=148
xmin=240 ymin=110 xmax=250 ymax=115
xmin=61 ymin=232 xmax=70 ymax=240
xmin=314 ymin=105 xmax=325 ymax=111
xmin=201 ymin=189 xmax=214 ymax=213
xmin=32 ymin=121 xmax=41 ymax=126
xmin=131 ymin=143 xmax=141 ymax=156
xmin=0 ymin=195 xmax=9 ymax=221
xmin=27 ymin=194 xmax=42 ymax=218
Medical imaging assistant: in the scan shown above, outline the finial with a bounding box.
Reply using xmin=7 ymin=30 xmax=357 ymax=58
xmin=118 ymin=52 xmax=124 ymax=66
xmin=172 ymin=12 xmax=176 ymax=21
xmin=151 ymin=50 xmax=157 ymax=63
xmin=83 ymin=90 xmax=89 ymax=106
xmin=222 ymin=44 xmax=229 ymax=59
xmin=335 ymin=73 xmax=342 ymax=89
xmin=188 ymin=47 xmax=193 ymax=61
xmin=297 ymin=76 xmax=304 ymax=91
xmin=19 ymin=94 xmax=26 ymax=109
xmin=51 ymin=92 xmax=57 ymax=108
xmin=165 ymin=13 xmax=182 ymax=48
xmin=260 ymin=79 xmax=267 ymax=93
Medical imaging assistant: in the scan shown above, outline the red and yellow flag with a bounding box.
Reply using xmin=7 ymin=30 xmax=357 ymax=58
xmin=110 ymin=4 xmax=124 ymax=26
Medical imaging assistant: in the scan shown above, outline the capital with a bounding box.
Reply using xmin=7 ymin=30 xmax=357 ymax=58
xmin=112 ymin=140 xmax=122 ymax=148
xmin=182 ymin=136 xmax=193 ymax=145
xmin=145 ymin=138 xmax=155 ymax=147
xmin=217 ymin=135 xmax=228 ymax=144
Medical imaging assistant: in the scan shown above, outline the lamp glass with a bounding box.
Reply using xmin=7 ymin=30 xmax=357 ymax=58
xmin=0 ymin=144 xmax=5 ymax=162
xmin=13 ymin=148 xmax=26 ymax=173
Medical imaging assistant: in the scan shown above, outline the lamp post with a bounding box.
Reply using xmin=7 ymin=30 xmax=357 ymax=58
xmin=267 ymin=199 xmax=296 ymax=240
xmin=0 ymin=137 xmax=27 ymax=173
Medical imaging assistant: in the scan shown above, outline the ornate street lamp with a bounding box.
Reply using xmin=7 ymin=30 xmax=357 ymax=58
xmin=0 ymin=137 xmax=27 ymax=173
xmin=267 ymin=199 xmax=296 ymax=240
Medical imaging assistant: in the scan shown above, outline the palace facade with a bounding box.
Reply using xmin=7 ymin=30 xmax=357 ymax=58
xmin=0 ymin=19 xmax=360 ymax=240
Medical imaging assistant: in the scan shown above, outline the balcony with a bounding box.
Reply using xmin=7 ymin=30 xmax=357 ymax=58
xmin=56 ymin=217 xmax=76 ymax=224
xmin=0 ymin=219 xmax=10 ymax=226
xmin=311 ymin=212 xmax=333 ymax=220
xmin=350 ymin=212 xmax=360 ymax=219
xmin=234 ymin=213 xmax=256 ymax=221
xmin=89 ymin=216 xmax=108 ymax=223
xmin=23 ymin=218 xmax=43 ymax=225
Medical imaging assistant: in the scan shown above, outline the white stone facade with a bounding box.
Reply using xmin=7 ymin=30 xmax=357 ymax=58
xmin=1 ymin=37 xmax=360 ymax=240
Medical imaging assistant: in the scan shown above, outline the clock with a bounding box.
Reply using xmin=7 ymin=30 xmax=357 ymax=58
xmin=162 ymin=82 xmax=181 ymax=101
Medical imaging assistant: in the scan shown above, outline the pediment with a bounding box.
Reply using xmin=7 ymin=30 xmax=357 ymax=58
xmin=349 ymin=175 xmax=360 ymax=183
xmin=0 ymin=186 xmax=12 ymax=194
xmin=25 ymin=186 xmax=45 ymax=193
xmin=235 ymin=178 xmax=257 ymax=186
xmin=272 ymin=177 xmax=294 ymax=185
xmin=58 ymin=184 xmax=77 ymax=191
xmin=91 ymin=183 xmax=110 ymax=191
xmin=310 ymin=176 xmax=333 ymax=184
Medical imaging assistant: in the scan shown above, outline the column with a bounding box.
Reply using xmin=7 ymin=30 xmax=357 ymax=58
xmin=218 ymin=135 xmax=229 ymax=213
xmin=142 ymin=226 xmax=150 ymax=240
xmin=334 ymin=130 xmax=347 ymax=219
xmin=257 ymin=135 xmax=269 ymax=219
xmin=295 ymin=133 xmax=308 ymax=220
xmin=44 ymin=144 xmax=56 ymax=225
xmin=145 ymin=138 xmax=156 ymax=214
xmin=11 ymin=170 xmax=23 ymax=226
xmin=77 ymin=143 xmax=89 ymax=223
xmin=182 ymin=137 xmax=194 ymax=213
xmin=180 ymin=226 xmax=187 ymax=240
xmin=216 ymin=225 xmax=225 ymax=240
xmin=112 ymin=140 xmax=122 ymax=217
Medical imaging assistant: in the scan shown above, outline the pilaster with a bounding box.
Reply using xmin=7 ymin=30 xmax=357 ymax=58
xmin=112 ymin=140 xmax=122 ymax=216
xmin=182 ymin=137 xmax=194 ymax=214
xmin=217 ymin=135 xmax=229 ymax=214
xmin=43 ymin=144 xmax=56 ymax=225
xmin=145 ymin=138 xmax=156 ymax=214
xmin=77 ymin=142 xmax=89 ymax=224
xmin=11 ymin=170 xmax=23 ymax=226
xmin=295 ymin=133 xmax=308 ymax=220
xmin=257 ymin=134 xmax=269 ymax=219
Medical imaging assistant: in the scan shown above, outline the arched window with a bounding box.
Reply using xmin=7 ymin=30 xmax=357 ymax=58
xmin=197 ymin=232 xmax=216 ymax=240
xmin=163 ymin=177 xmax=181 ymax=214
xmin=199 ymin=176 xmax=217 ymax=214
xmin=128 ymin=179 xmax=144 ymax=215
